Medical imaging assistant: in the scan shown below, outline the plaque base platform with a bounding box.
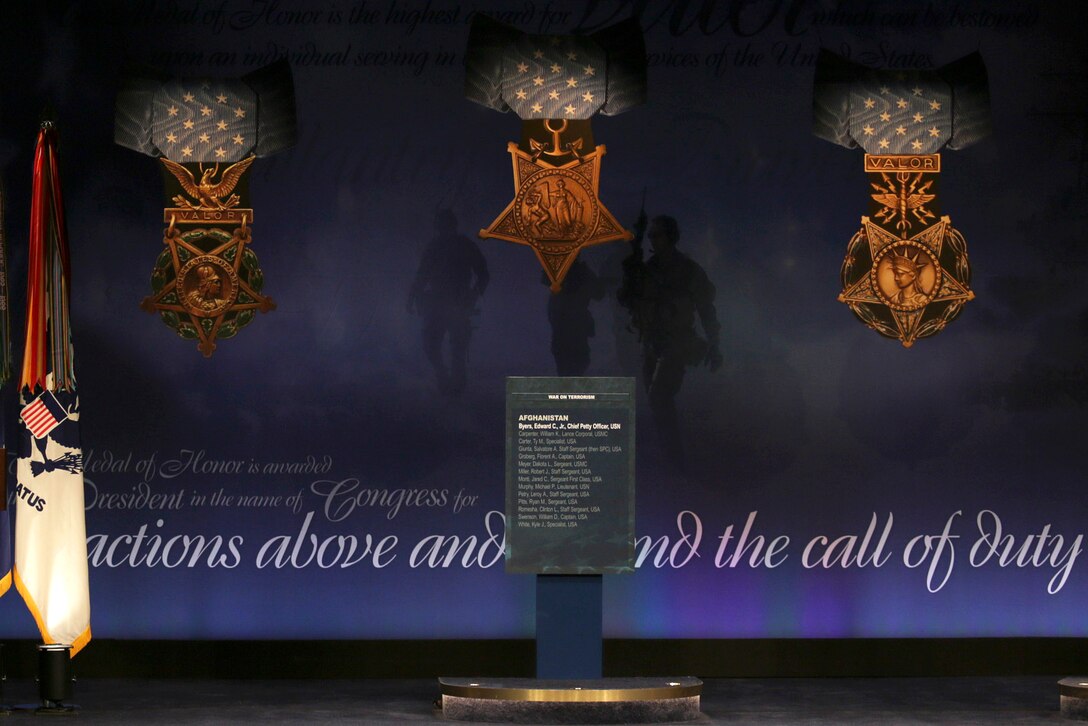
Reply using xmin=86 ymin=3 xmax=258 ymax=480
xmin=1060 ymin=678 xmax=1088 ymax=719
xmin=438 ymin=677 xmax=702 ymax=723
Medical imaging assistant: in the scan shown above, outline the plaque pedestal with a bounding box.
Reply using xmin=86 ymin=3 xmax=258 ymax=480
xmin=1060 ymin=678 xmax=1088 ymax=720
xmin=439 ymin=677 xmax=703 ymax=724
xmin=536 ymin=575 xmax=602 ymax=679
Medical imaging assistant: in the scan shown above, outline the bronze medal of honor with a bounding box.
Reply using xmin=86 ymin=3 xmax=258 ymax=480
xmin=465 ymin=16 xmax=647 ymax=292
xmin=115 ymin=61 xmax=297 ymax=356
xmin=813 ymin=52 xmax=991 ymax=346
xmin=481 ymin=120 xmax=630 ymax=291
xmin=144 ymin=155 xmax=273 ymax=357
xmin=839 ymin=154 xmax=973 ymax=347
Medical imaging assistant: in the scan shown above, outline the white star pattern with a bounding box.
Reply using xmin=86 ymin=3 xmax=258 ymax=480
xmin=157 ymin=82 xmax=257 ymax=162
xmin=856 ymin=77 xmax=951 ymax=153
xmin=505 ymin=40 xmax=605 ymax=120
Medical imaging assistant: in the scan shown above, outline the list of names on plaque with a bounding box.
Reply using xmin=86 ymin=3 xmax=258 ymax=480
xmin=513 ymin=412 xmax=624 ymax=530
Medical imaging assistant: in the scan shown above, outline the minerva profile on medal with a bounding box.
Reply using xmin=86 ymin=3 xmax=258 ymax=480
xmin=814 ymin=51 xmax=991 ymax=347
xmin=465 ymin=16 xmax=647 ymax=291
xmin=115 ymin=60 xmax=297 ymax=357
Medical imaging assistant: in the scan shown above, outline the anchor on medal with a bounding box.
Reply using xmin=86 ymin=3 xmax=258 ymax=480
xmin=529 ymin=119 xmax=584 ymax=161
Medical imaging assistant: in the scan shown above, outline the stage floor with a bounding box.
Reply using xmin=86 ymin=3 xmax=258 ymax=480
xmin=2 ymin=676 xmax=1065 ymax=724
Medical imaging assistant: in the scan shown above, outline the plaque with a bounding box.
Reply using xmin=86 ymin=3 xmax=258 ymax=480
xmin=505 ymin=377 xmax=635 ymax=574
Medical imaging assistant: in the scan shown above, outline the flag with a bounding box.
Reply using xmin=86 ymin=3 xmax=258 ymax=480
xmin=0 ymin=178 xmax=13 ymax=597
xmin=13 ymin=121 xmax=90 ymax=655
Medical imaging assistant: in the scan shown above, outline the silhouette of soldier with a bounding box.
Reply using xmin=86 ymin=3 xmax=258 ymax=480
xmin=544 ymin=258 xmax=606 ymax=376
xmin=408 ymin=209 xmax=489 ymax=396
xmin=619 ymin=213 xmax=722 ymax=466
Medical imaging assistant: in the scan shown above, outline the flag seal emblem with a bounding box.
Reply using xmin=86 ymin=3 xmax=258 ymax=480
xmin=19 ymin=391 xmax=68 ymax=440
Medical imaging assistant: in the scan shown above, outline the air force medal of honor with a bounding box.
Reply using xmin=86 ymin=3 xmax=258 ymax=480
xmin=466 ymin=16 xmax=647 ymax=291
xmin=814 ymin=51 xmax=991 ymax=346
xmin=115 ymin=60 xmax=297 ymax=356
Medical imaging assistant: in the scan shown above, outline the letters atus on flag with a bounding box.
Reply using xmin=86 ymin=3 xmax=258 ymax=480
xmin=13 ymin=121 xmax=90 ymax=656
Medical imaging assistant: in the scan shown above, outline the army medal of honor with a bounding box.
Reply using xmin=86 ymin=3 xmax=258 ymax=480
xmin=465 ymin=16 xmax=647 ymax=291
xmin=814 ymin=52 xmax=991 ymax=346
xmin=115 ymin=61 xmax=296 ymax=357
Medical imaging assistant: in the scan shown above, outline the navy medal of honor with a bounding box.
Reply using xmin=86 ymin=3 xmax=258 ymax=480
xmin=480 ymin=123 xmax=631 ymax=292
xmin=465 ymin=16 xmax=647 ymax=292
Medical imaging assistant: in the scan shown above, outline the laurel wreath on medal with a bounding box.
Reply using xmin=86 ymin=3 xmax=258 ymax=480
xmin=840 ymin=215 xmax=972 ymax=347
xmin=141 ymin=156 xmax=276 ymax=357
xmin=148 ymin=228 xmax=267 ymax=344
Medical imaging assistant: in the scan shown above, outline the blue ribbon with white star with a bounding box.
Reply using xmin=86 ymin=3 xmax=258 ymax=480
xmin=814 ymin=50 xmax=991 ymax=155
xmin=152 ymin=80 xmax=257 ymax=163
xmin=466 ymin=16 xmax=646 ymax=120
xmin=115 ymin=60 xmax=297 ymax=162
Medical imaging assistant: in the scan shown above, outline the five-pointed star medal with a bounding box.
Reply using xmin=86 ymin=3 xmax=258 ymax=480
xmin=839 ymin=214 xmax=973 ymax=347
xmin=479 ymin=142 xmax=631 ymax=291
